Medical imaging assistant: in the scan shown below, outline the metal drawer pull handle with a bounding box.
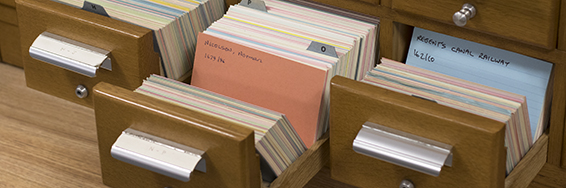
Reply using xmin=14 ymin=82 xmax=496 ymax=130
xmin=111 ymin=128 xmax=206 ymax=182
xmin=29 ymin=31 xmax=112 ymax=78
xmin=353 ymin=122 xmax=453 ymax=177
xmin=453 ymin=3 xmax=476 ymax=27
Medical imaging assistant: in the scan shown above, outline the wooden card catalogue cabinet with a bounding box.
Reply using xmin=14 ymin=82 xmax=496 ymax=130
xmin=93 ymin=82 xmax=330 ymax=188
xmin=302 ymin=0 xmax=566 ymax=187
xmin=15 ymin=0 xmax=160 ymax=107
xmin=0 ymin=0 xmax=22 ymax=67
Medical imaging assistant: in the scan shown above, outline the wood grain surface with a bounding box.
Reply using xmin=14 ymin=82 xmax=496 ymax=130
xmin=529 ymin=163 xmax=566 ymax=188
xmin=268 ymin=134 xmax=329 ymax=188
xmin=505 ymin=134 xmax=548 ymax=188
xmin=0 ymin=20 xmax=22 ymax=67
xmin=13 ymin=0 xmax=566 ymax=168
xmin=0 ymin=0 xmax=15 ymax=7
xmin=0 ymin=4 xmax=17 ymax=25
xmin=390 ymin=0 xmax=560 ymax=49
xmin=330 ymin=76 xmax=506 ymax=188
xmin=0 ymin=58 xmax=565 ymax=187
xmin=0 ymin=63 xmax=103 ymax=187
xmin=94 ymin=82 xmax=260 ymax=188
xmin=16 ymin=0 xmax=160 ymax=107
xmin=0 ymin=62 xmax=359 ymax=187
xmin=4 ymin=0 xmax=566 ymax=184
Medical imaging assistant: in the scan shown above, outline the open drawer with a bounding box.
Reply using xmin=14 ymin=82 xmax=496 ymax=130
xmin=93 ymin=82 xmax=329 ymax=188
xmin=16 ymin=0 xmax=160 ymax=107
xmin=329 ymin=76 xmax=548 ymax=188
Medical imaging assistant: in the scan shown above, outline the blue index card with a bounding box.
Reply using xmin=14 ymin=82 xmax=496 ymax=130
xmin=405 ymin=27 xmax=553 ymax=142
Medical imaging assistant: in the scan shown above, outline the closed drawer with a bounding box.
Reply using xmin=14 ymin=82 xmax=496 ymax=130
xmin=93 ymin=82 xmax=330 ymax=188
xmin=330 ymin=76 xmax=546 ymax=188
xmin=16 ymin=0 xmax=160 ymax=107
xmin=0 ymin=21 xmax=22 ymax=67
xmin=391 ymin=0 xmax=560 ymax=49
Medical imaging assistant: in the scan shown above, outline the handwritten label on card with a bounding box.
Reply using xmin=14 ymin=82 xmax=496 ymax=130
xmin=406 ymin=27 xmax=553 ymax=138
xmin=200 ymin=39 xmax=265 ymax=64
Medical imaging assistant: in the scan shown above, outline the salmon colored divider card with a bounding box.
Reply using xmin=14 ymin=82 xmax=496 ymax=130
xmin=192 ymin=32 xmax=329 ymax=148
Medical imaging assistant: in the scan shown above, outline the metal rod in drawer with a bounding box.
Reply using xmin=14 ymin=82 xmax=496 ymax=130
xmin=353 ymin=122 xmax=453 ymax=177
xmin=29 ymin=32 xmax=111 ymax=77
xmin=111 ymin=128 xmax=206 ymax=182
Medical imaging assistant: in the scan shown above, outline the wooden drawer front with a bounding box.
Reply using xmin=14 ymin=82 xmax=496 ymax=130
xmin=0 ymin=4 xmax=17 ymax=25
xmin=391 ymin=0 xmax=559 ymax=49
xmin=0 ymin=0 xmax=15 ymax=7
xmin=93 ymin=82 xmax=335 ymax=188
xmin=16 ymin=0 xmax=160 ymax=107
xmin=0 ymin=21 xmax=22 ymax=67
xmin=330 ymin=76 xmax=506 ymax=188
xmin=93 ymin=83 xmax=261 ymax=188
xmin=349 ymin=0 xmax=379 ymax=6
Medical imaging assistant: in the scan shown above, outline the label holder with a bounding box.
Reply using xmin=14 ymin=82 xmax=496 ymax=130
xmin=111 ymin=128 xmax=206 ymax=182
xmin=353 ymin=121 xmax=453 ymax=177
xmin=29 ymin=31 xmax=112 ymax=77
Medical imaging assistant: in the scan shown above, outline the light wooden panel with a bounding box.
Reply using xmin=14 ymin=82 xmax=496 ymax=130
xmin=0 ymin=63 xmax=104 ymax=187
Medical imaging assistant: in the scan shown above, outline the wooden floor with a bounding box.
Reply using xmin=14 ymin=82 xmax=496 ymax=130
xmin=0 ymin=62 xmax=103 ymax=187
xmin=0 ymin=62 xmax=564 ymax=187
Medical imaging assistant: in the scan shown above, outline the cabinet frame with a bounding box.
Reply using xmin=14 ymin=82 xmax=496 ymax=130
xmin=309 ymin=0 xmax=566 ymax=174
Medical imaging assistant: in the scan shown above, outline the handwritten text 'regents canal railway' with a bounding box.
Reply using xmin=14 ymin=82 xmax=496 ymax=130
xmin=203 ymin=40 xmax=263 ymax=64
xmin=413 ymin=35 xmax=511 ymax=67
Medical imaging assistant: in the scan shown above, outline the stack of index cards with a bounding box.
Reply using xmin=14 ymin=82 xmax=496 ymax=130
xmin=135 ymin=74 xmax=307 ymax=180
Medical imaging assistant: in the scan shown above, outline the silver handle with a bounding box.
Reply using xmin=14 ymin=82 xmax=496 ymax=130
xmin=353 ymin=122 xmax=453 ymax=177
xmin=453 ymin=3 xmax=476 ymax=27
xmin=111 ymin=128 xmax=206 ymax=182
xmin=29 ymin=32 xmax=112 ymax=78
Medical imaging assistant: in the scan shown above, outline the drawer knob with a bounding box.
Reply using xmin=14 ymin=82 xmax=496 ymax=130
xmin=75 ymin=85 xmax=88 ymax=99
xmin=453 ymin=3 xmax=476 ymax=27
xmin=400 ymin=179 xmax=415 ymax=188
